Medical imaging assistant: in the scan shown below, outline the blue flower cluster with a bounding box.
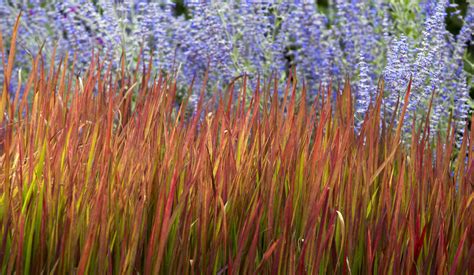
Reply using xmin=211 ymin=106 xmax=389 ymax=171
xmin=0 ymin=0 xmax=472 ymax=136
xmin=384 ymin=1 xmax=473 ymax=136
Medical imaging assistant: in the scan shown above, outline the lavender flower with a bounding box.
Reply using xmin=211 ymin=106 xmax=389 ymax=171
xmin=0 ymin=0 xmax=472 ymax=139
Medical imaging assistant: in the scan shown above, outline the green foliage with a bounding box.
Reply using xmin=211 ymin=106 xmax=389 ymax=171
xmin=388 ymin=0 xmax=423 ymax=39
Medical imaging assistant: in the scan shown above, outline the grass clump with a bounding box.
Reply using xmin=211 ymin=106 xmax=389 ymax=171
xmin=1 ymin=19 xmax=473 ymax=274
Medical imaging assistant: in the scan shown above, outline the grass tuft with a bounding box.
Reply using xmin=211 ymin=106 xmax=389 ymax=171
xmin=0 ymin=19 xmax=473 ymax=274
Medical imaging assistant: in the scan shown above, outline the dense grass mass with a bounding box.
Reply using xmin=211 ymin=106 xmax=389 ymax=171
xmin=1 ymin=20 xmax=474 ymax=274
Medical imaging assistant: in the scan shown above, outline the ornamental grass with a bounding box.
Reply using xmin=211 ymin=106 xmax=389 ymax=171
xmin=1 ymin=18 xmax=473 ymax=274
